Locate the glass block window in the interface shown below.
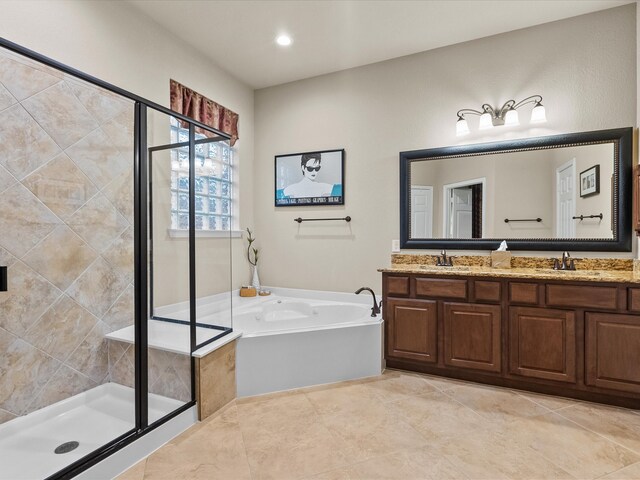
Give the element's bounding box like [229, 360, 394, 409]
[170, 118, 235, 232]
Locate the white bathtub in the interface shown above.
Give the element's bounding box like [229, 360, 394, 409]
[106, 287, 384, 397]
[233, 287, 384, 397]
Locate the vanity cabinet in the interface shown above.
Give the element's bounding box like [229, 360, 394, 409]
[386, 298, 437, 363]
[443, 302, 501, 373]
[383, 272, 640, 409]
[509, 307, 576, 383]
[585, 312, 640, 394]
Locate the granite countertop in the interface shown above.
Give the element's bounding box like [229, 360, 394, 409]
[378, 263, 640, 284]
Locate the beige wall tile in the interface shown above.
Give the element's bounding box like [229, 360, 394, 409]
[0, 408, 17, 426]
[108, 338, 129, 371]
[24, 295, 98, 362]
[66, 79, 132, 125]
[0, 82, 17, 110]
[0, 246, 17, 267]
[22, 82, 98, 149]
[0, 104, 60, 180]
[0, 337, 60, 415]
[0, 261, 62, 336]
[150, 365, 191, 403]
[67, 257, 129, 317]
[66, 321, 110, 383]
[103, 168, 134, 223]
[102, 109, 134, 157]
[103, 284, 134, 332]
[22, 225, 98, 291]
[26, 364, 97, 413]
[23, 153, 97, 219]
[0, 56, 61, 101]
[111, 344, 135, 388]
[65, 128, 130, 187]
[102, 227, 134, 282]
[0, 183, 61, 258]
[0, 164, 16, 196]
[67, 193, 128, 253]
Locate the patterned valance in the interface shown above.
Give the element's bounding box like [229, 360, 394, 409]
[170, 79, 239, 146]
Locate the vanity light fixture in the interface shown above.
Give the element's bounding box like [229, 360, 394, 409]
[456, 95, 546, 136]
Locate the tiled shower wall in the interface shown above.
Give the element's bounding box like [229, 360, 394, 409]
[0, 50, 135, 424]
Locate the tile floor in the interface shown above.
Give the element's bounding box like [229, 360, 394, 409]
[117, 369, 640, 480]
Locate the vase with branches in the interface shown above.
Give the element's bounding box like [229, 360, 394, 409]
[246, 228, 260, 289]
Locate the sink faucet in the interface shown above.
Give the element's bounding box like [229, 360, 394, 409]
[553, 251, 576, 271]
[355, 287, 381, 317]
[436, 249, 454, 267]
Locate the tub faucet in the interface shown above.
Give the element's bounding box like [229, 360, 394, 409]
[355, 287, 381, 317]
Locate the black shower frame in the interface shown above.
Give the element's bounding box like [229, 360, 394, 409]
[0, 37, 233, 480]
[148, 139, 233, 351]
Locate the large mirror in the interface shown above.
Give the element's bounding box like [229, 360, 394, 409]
[400, 128, 632, 251]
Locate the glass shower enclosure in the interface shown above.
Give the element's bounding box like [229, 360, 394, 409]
[0, 37, 233, 479]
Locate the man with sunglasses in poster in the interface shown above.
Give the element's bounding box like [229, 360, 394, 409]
[282, 152, 337, 199]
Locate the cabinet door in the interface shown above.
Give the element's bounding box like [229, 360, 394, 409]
[443, 303, 501, 373]
[509, 307, 576, 383]
[386, 298, 437, 363]
[586, 313, 640, 393]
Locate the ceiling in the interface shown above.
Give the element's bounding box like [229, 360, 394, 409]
[127, 0, 633, 89]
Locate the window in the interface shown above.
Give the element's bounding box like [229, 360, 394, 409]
[169, 117, 235, 233]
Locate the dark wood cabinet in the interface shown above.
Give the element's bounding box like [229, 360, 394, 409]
[586, 312, 640, 393]
[386, 298, 437, 363]
[444, 303, 501, 372]
[383, 272, 640, 409]
[509, 307, 576, 383]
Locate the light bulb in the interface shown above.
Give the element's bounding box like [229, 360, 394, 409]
[504, 108, 519, 126]
[456, 117, 470, 136]
[478, 112, 493, 130]
[530, 103, 547, 123]
[276, 34, 292, 46]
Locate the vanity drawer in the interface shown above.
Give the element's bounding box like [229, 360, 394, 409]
[386, 276, 410, 297]
[509, 282, 539, 305]
[474, 281, 501, 303]
[416, 278, 467, 300]
[546, 284, 617, 310]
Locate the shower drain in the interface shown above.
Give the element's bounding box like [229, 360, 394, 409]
[54, 441, 79, 454]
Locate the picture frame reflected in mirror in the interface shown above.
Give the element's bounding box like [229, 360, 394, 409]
[580, 164, 600, 198]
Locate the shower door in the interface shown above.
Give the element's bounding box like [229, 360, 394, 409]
[0, 45, 138, 479]
[0, 39, 234, 479]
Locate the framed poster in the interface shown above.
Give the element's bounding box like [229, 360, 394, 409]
[580, 164, 600, 198]
[275, 149, 345, 206]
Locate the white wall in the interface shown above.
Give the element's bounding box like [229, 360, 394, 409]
[254, 4, 637, 293]
[0, 0, 256, 302]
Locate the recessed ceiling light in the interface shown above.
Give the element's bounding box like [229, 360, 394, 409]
[276, 34, 292, 47]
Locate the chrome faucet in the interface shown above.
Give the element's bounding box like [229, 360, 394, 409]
[436, 249, 454, 267]
[355, 287, 381, 317]
[553, 251, 576, 271]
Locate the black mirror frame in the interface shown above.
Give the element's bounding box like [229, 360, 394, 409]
[400, 127, 633, 251]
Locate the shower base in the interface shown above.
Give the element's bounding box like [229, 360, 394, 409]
[0, 383, 183, 480]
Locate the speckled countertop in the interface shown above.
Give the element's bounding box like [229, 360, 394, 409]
[378, 255, 640, 284]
